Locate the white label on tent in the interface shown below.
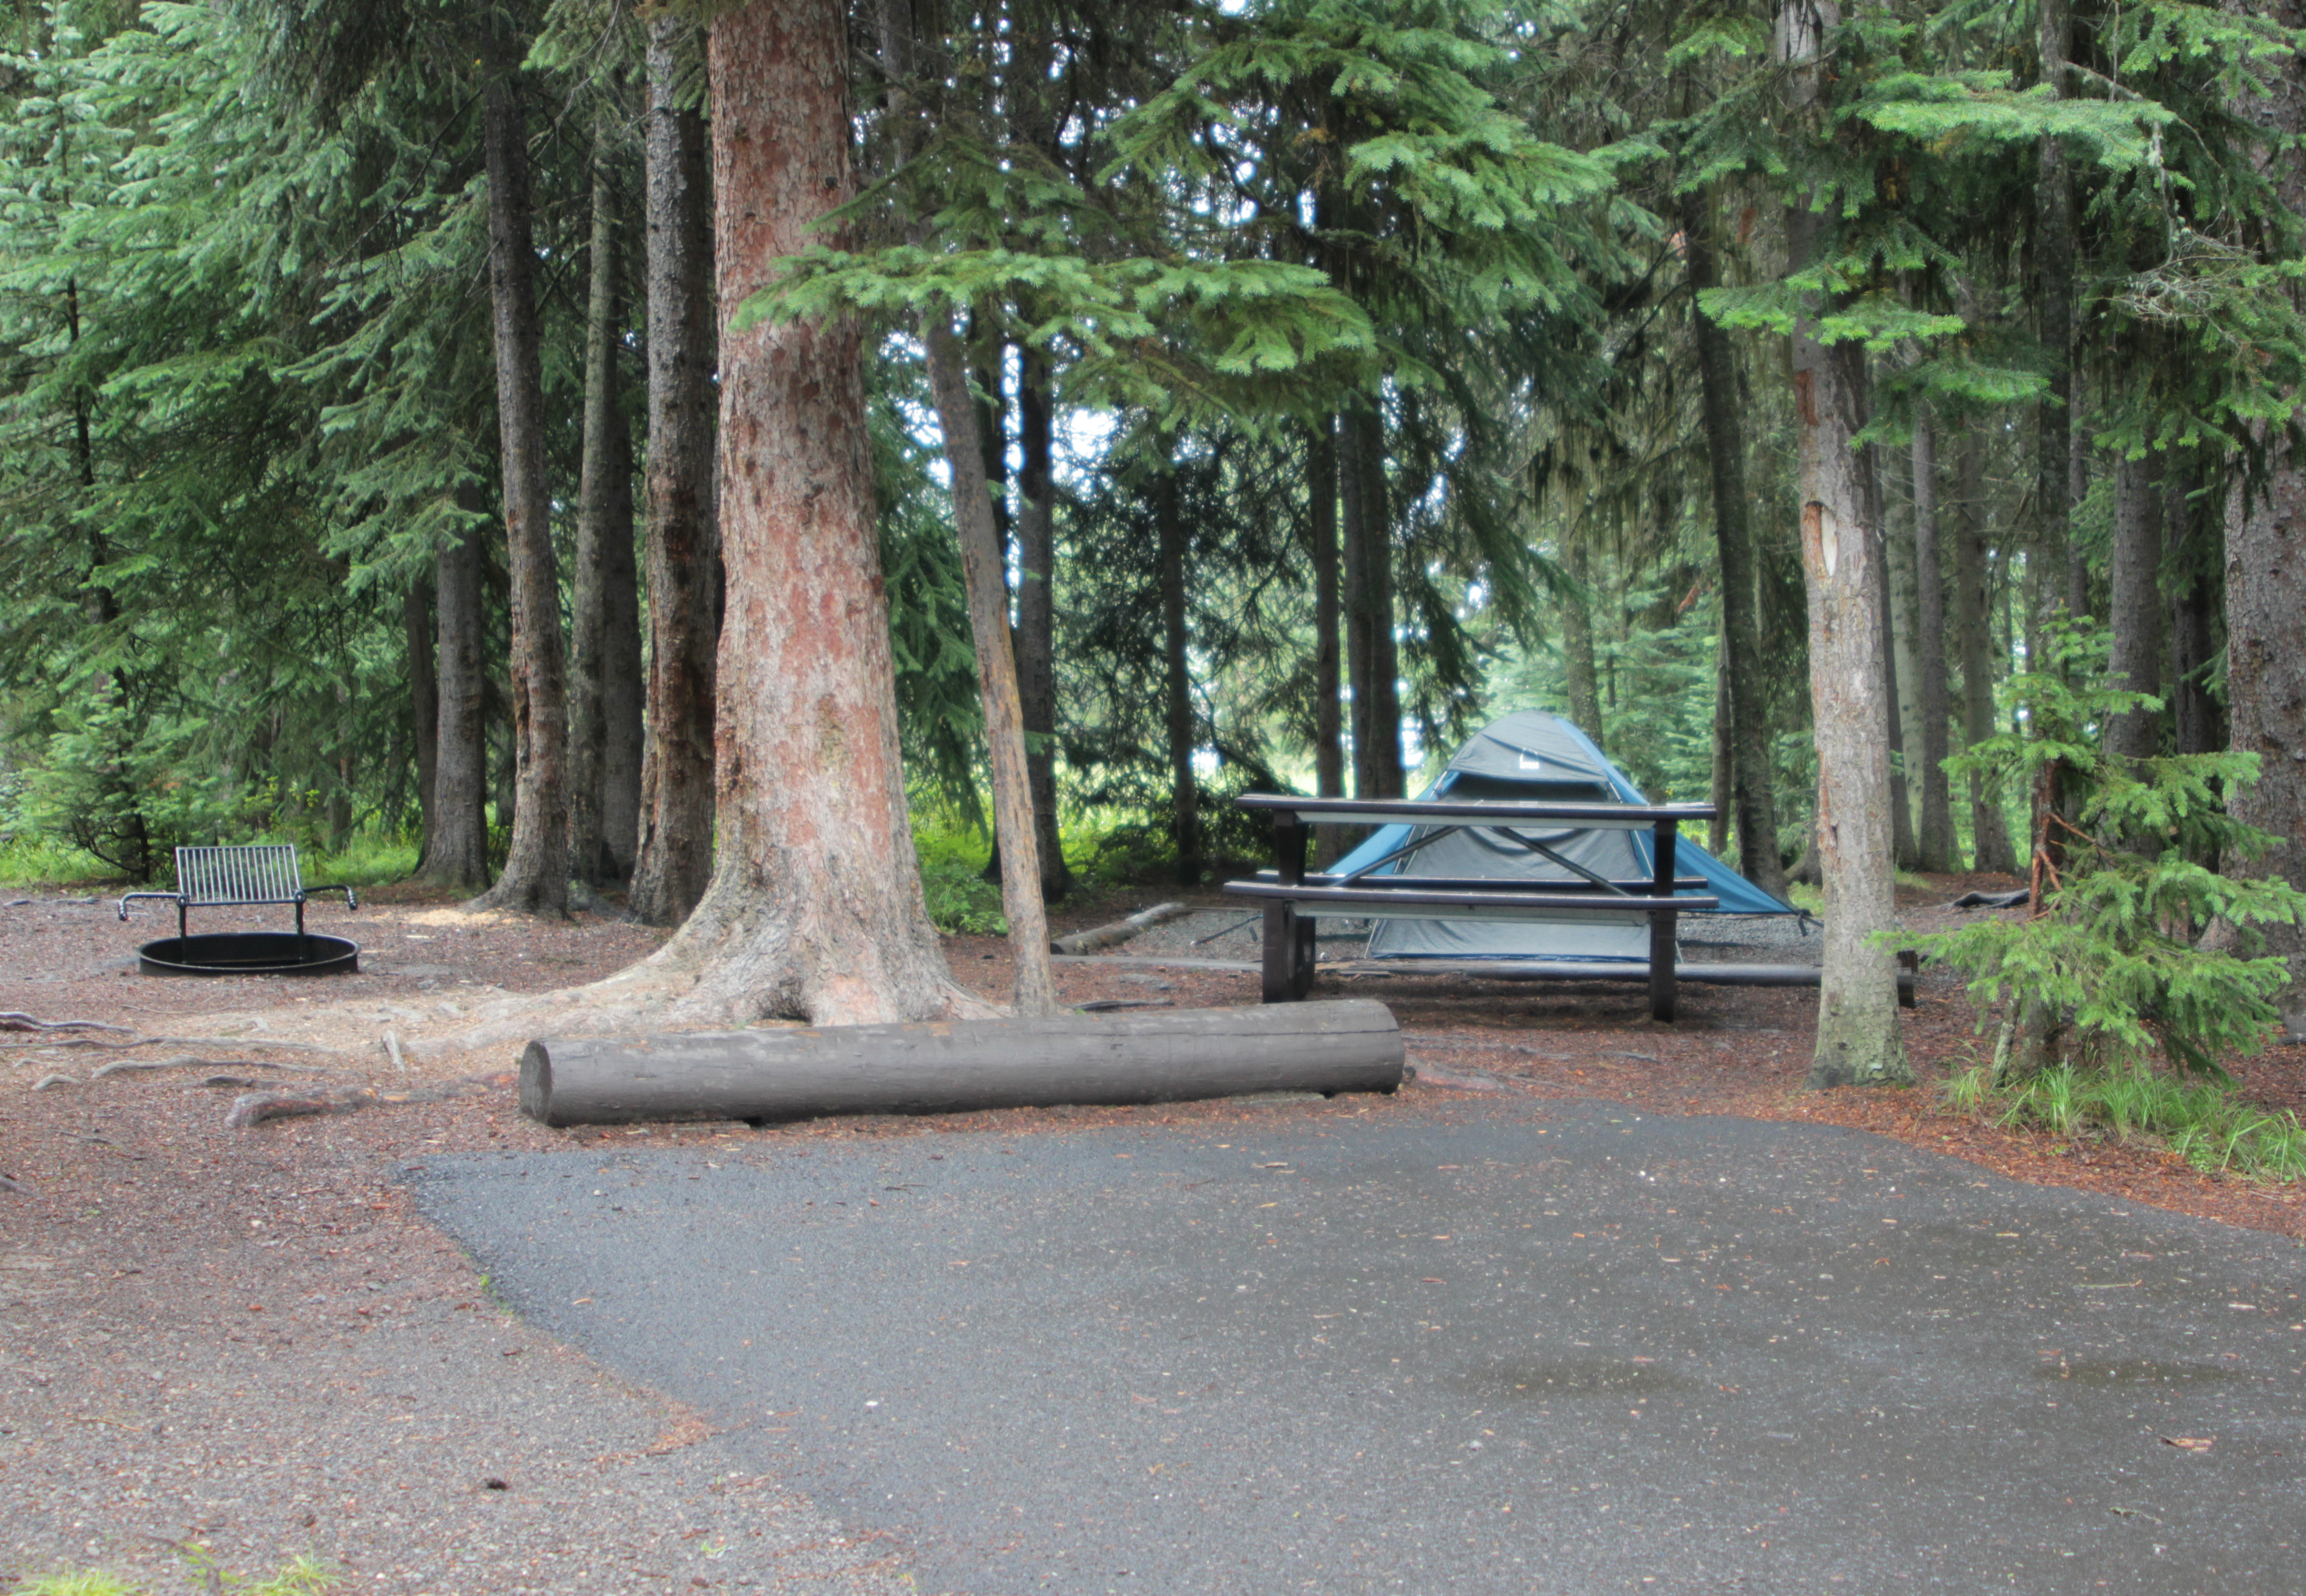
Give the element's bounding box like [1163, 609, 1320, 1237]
[1518, 753, 1543, 771]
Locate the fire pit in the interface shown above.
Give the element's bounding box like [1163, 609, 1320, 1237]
[137, 931, 360, 977]
[119, 844, 360, 978]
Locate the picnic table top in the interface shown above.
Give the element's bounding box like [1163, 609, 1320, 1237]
[1231, 793, 1716, 829]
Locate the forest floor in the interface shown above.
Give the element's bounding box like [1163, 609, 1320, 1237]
[3, 868, 2303, 1591]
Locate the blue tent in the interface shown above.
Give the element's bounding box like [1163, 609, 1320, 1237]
[1330, 710, 1794, 965]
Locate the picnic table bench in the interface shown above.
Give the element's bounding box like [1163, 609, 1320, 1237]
[1223, 794, 1716, 1021]
[118, 844, 359, 960]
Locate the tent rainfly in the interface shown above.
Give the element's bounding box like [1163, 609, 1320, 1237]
[1328, 710, 1798, 967]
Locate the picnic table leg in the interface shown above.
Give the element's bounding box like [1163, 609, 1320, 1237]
[1262, 812, 1312, 1004]
[1648, 820, 1678, 1023]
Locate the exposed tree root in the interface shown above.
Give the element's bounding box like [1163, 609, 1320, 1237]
[0, 1013, 135, 1034]
[225, 1078, 491, 1129]
[91, 1056, 327, 1080]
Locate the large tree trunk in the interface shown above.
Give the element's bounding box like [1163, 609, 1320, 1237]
[2106, 453, 2163, 763]
[1683, 186, 1788, 898]
[1013, 344, 1072, 899]
[1157, 465, 1203, 886]
[423, 517, 490, 890]
[1910, 413, 1955, 871]
[629, 17, 720, 928]
[471, 22, 571, 917]
[1783, 0, 1910, 1089]
[569, 105, 642, 887]
[1952, 423, 2020, 872]
[2221, 7, 2306, 1036]
[404, 574, 438, 872]
[634, 0, 969, 1026]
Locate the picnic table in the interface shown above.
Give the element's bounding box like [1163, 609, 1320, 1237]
[1222, 794, 1716, 1021]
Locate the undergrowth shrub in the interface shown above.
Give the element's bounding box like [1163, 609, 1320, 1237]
[1942, 1061, 2306, 1183]
[1897, 624, 2306, 1080]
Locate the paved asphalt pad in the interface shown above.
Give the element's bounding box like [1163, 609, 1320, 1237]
[412, 1099, 2306, 1594]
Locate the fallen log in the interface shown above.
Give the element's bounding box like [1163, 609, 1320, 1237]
[1050, 901, 1188, 955]
[519, 999, 1405, 1128]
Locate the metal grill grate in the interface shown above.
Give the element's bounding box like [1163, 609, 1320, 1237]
[175, 844, 306, 907]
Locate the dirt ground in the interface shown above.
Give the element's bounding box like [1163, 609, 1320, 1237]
[4, 871, 2303, 1592]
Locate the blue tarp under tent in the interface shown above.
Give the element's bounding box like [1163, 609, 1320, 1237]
[1328, 709, 1798, 967]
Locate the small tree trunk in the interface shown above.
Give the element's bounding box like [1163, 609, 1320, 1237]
[1783, 0, 1910, 1089]
[1911, 413, 1955, 871]
[1310, 418, 1343, 800]
[2106, 452, 2163, 763]
[1352, 407, 1404, 797]
[1561, 535, 1604, 744]
[404, 574, 438, 872]
[1339, 406, 1376, 796]
[1709, 615, 1733, 859]
[424, 517, 490, 890]
[2166, 461, 2223, 757]
[1682, 184, 1786, 895]
[472, 23, 571, 917]
[1876, 443, 1919, 872]
[629, 16, 720, 928]
[1157, 465, 1203, 886]
[1952, 425, 2020, 872]
[1014, 343, 1072, 899]
[638, 0, 970, 1026]
[2029, 0, 2076, 669]
[923, 316, 1059, 1015]
[569, 104, 640, 887]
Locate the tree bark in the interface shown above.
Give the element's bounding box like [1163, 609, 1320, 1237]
[1014, 343, 1072, 898]
[637, 0, 970, 1026]
[569, 103, 642, 887]
[1782, 0, 1911, 1089]
[629, 17, 720, 928]
[2106, 452, 2163, 762]
[423, 516, 490, 891]
[1910, 412, 1955, 871]
[1157, 464, 1203, 886]
[471, 21, 571, 917]
[2221, 8, 2306, 1036]
[404, 573, 437, 871]
[1952, 423, 2020, 872]
[1683, 186, 1788, 898]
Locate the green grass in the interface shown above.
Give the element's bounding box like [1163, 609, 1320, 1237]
[16, 1552, 339, 1594]
[1943, 1061, 2306, 1182]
